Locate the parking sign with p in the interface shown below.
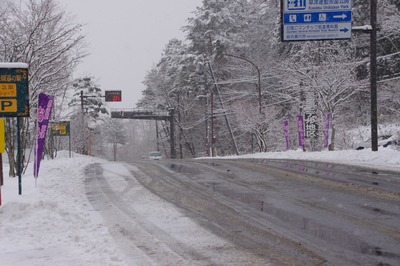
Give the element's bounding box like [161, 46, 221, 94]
[0, 63, 29, 117]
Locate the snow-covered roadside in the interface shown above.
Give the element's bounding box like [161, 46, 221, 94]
[222, 148, 400, 173]
[0, 152, 128, 266]
[0, 148, 399, 266]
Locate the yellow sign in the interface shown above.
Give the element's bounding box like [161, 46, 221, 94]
[51, 124, 67, 135]
[0, 99, 17, 112]
[0, 119, 4, 153]
[0, 83, 17, 97]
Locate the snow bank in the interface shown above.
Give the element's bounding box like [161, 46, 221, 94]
[0, 152, 127, 266]
[222, 148, 400, 172]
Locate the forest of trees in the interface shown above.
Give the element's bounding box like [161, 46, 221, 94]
[0, 0, 399, 173]
[138, 0, 400, 158]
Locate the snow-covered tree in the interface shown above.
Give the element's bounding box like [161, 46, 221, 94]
[185, 0, 251, 59]
[0, 0, 85, 176]
[140, 39, 209, 158]
[68, 76, 108, 155]
[69, 77, 108, 118]
[96, 117, 128, 161]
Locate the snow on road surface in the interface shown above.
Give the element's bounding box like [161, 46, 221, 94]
[0, 148, 399, 265]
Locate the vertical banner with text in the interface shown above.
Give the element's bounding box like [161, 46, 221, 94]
[283, 120, 290, 150]
[304, 112, 319, 139]
[324, 113, 331, 149]
[297, 115, 305, 149]
[34, 93, 54, 178]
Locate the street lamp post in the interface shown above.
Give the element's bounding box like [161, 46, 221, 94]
[222, 54, 262, 114]
[222, 53, 265, 152]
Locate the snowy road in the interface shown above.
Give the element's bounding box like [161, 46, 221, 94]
[85, 159, 400, 266]
[84, 162, 267, 265]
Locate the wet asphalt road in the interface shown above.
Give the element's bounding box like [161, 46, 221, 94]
[129, 159, 400, 266]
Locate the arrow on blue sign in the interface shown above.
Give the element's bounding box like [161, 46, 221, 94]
[284, 11, 352, 24]
[333, 14, 348, 20]
[340, 27, 349, 33]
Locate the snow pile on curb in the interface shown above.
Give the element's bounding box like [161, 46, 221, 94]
[222, 148, 400, 172]
[0, 152, 127, 266]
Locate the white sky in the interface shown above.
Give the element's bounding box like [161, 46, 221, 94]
[60, 0, 202, 109]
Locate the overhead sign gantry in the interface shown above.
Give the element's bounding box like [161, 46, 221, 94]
[111, 109, 176, 159]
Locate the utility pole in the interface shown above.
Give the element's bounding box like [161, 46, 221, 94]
[352, 0, 378, 151]
[210, 90, 215, 157]
[155, 120, 160, 152]
[370, 0, 378, 151]
[206, 59, 240, 156]
[80, 90, 84, 111]
[169, 108, 176, 159]
[80, 90, 87, 154]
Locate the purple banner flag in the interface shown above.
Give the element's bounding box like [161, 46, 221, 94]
[34, 93, 54, 178]
[283, 120, 290, 150]
[324, 113, 331, 149]
[297, 115, 305, 149]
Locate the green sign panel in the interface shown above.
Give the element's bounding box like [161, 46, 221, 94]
[51, 121, 70, 136]
[0, 63, 29, 117]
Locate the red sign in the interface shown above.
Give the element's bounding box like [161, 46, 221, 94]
[105, 90, 122, 102]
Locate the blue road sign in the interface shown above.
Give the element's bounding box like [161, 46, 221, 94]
[282, 0, 353, 41]
[283, 11, 352, 24]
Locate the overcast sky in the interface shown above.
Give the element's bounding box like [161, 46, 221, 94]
[61, 0, 202, 109]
